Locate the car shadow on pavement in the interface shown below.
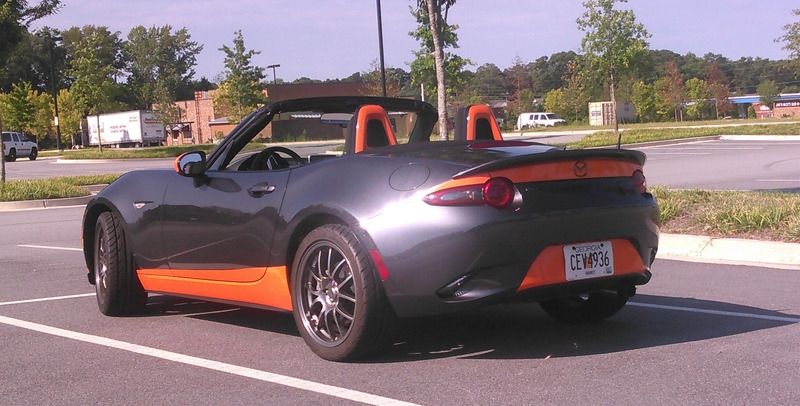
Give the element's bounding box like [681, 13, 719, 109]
[139, 293, 797, 363]
[143, 294, 299, 337]
[366, 294, 799, 363]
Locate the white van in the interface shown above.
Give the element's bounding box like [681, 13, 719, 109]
[515, 112, 566, 130]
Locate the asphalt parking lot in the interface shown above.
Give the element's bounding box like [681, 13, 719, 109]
[638, 138, 800, 191]
[1, 206, 798, 405]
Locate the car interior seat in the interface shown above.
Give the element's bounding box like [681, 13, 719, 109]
[344, 104, 397, 154]
[453, 104, 503, 142]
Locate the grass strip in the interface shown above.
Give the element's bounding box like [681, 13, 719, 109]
[568, 123, 800, 149]
[652, 187, 800, 242]
[0, 174, 121, 202]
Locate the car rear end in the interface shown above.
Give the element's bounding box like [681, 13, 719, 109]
[365, 143, 659, 317]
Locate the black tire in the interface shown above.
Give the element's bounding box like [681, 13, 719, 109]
[7, 148, 16, 162]
[291, 224, 395, 361]
[93, 211, 147, 316]
[539, 291, 628, 323]
[28, 147, 37, 161]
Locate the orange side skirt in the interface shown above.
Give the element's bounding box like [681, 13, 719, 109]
[137, 266, 293, 311]
[517, 239, 646, 292]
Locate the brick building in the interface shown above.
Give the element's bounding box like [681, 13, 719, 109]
[168, 82, 370, 144]
[752, 98, 800, 119]
[167, 91, 216, 145]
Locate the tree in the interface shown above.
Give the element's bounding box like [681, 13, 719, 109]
[560, 60, 591, 123]
[0, 0, 61, 183]
[777, 8, 800, 74]
[630, 81, 658, 122]
[362, 60, 407, 97]
[410, 0, 465, 139]
[470, 63, 506, 100]
[55, 88, 82, 146]
[577, 0, 650, 147]
[706, 62, 732, 119]
[125, 25, 203, 117]
[684, 78, 709, 120]
[26, 87, 52, 141]
[757, 79, 779, 110]
[543, 88, 567, 120]
[0, 82, 35, 132]
[0, 0, 60, 62]
[657, 60, 684, 121]
[213, 30, 267, 123]
[69, 30, 120, 152]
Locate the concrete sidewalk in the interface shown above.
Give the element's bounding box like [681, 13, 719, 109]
[657, 233, 800, 270]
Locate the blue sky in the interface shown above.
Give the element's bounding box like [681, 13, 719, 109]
[31, 0, 797, 82]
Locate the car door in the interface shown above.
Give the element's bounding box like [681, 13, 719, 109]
[160, 168, 290, 280]
[11, 133, 23, 155]
[18, 134, 31, 155]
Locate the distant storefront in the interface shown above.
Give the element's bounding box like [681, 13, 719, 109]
[752, 99, 800, 119]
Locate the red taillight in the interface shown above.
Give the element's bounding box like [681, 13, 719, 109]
[482, 177, 514, 208]
[632, 170, 647, 194]
[424, 177, 515, 209]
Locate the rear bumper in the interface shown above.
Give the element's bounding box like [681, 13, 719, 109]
[368, 200, 659, 318]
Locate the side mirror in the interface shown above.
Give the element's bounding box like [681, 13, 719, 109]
[174, 151, 207, 177]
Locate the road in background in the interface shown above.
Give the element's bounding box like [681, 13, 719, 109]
[1, 207, 798, 404]
[5, 138, 799, 192]
[636, 139, 800, 191]
[3, 142, 342, 180]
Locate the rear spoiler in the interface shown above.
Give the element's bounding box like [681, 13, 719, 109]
[453, 148, 646, 179]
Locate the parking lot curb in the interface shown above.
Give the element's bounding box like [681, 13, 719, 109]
[0, 195, 92, 211]
[657, 233, 800, 270]
[720, 135, 800, 141]
[0, 184, 106, 212]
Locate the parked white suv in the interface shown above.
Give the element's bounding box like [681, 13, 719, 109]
[515, 112, 566, 130]
[2, 131, 38, 161]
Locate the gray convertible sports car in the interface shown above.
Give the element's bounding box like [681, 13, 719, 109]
[81, 96, 659, 361]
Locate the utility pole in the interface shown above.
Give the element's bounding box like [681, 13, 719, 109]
[375, 0, 387, 97]
[47, 30, 63, 150]
[267, 64, 281, 85]
[1, 114, 6, 183]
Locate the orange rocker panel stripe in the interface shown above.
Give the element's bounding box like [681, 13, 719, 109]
[517, 239, 646, 292]
[137, 266, 293, 311]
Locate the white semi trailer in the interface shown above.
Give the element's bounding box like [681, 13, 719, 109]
[86, 110, 165, 147]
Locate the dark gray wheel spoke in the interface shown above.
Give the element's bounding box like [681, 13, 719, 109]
[339, 292, 355, 303]
[335, 306, 354, 321]
[339, 273, 353, 287]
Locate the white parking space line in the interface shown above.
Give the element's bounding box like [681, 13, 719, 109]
[0, 315, 418, 406]
[639, 140, 717, 149]
[17, 244, 82, 252]
[0, 293, 95, 306]
[648, 147, 763, 150]
[629, 302, 800, 323]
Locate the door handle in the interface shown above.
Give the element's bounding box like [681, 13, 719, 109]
[248, 183, 276, 197]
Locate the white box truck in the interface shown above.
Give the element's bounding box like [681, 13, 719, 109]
[86, 110, 165, 147]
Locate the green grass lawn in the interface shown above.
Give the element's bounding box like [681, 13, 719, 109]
[0, 174, 120, 202]
[510, 117, 798, 133]
[653, 187, 800, 242]
[567, 123, 800, 149]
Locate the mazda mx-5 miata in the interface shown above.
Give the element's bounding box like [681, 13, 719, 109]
[81, 96, 659, 361]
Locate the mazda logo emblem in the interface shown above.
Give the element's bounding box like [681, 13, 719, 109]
[574, 161, 588, 177]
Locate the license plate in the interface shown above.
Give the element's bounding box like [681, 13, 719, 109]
[563, 241, 614, 281]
